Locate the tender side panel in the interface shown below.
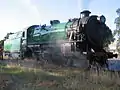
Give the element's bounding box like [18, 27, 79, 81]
[3, 31, 23, 59]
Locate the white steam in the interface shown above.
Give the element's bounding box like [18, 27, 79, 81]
[77, 0, 92, 11]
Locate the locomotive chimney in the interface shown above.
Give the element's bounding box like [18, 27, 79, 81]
[80, 10, 91, 18]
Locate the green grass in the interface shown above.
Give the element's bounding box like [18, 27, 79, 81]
[0, 64, 120, 90]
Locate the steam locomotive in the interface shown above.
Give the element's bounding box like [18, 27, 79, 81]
[2, 10, 118, 68]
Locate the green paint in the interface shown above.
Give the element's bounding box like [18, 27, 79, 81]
[27, 22, 72, 44]
[4, 31, 23, 52]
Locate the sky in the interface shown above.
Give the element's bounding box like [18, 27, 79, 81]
[0, 0, 119, 40]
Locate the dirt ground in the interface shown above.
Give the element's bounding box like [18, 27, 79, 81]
[0, 63, 120, 90]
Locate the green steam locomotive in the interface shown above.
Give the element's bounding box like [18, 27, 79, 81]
[2, 10, 117, 68]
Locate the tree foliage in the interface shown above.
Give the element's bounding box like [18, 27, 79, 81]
[114, 8, 120, 36]
[0, 40, 4, 46]
[3, 32, 14, 40]
[114, 8, 120, 53]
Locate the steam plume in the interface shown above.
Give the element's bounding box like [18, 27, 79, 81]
[77, 0, 92, 11]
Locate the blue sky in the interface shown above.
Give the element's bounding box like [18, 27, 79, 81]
[0, 0, 119, 40]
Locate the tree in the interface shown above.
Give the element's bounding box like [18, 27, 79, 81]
[114, 8, 120, 35]
[3, 32, 14, 40]
[114, 8, 120, 53]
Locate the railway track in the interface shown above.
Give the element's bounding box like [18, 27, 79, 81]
[0, 58, 120, 71]
[0, 59, 66, 70]
[0, 59, 41, 68]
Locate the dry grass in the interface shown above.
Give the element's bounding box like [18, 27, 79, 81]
[0, 64, 120, 90]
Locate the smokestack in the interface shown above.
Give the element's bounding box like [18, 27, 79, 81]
[80, 10, 91, 17]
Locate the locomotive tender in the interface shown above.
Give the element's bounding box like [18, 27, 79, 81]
[3, 10, 117, 68]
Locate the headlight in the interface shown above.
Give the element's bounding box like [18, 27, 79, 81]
[97, 15, 106, 23]
[100, 15, 106, 23]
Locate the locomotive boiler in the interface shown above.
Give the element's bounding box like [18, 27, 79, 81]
[3, 10, 117, 68]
